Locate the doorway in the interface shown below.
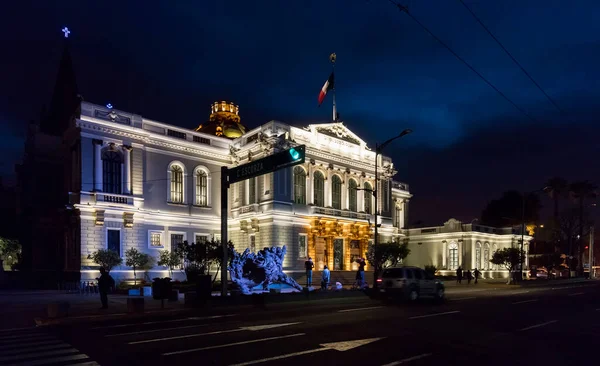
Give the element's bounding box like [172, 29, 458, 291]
[333, 238, 344, 270]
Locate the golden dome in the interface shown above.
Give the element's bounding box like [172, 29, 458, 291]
[195, 101, 247, 139]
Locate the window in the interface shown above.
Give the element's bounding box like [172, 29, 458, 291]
[364, 182, 372, 214]
[348, 179, 357, 211]
[167, 129, 187, 139]
[484, 243, 490, 270]
[102, 150, 122, 194]
[107, 229, 121, 256]
[195, 234, 208, 245]
[293, 166, 306, 204]
[195, 169, 208, 206]
[448, 242, 459, 270]
[249, 234, 256, 253]
[193, 135, 210, 145]
[170, 164, 184, 203]
[298, 234, 308, 259]
[475, 242, 482, 269]
[394, 204, 402, 228]
[214, 233, 222, 242]
[170, 233, 185, 252]
[414, 269, 423, 280]
[492, 243, 498, 270]
[331, 175, 342, 210]
[149, 231, 164, 248]
[248, 178, 256, 204]
[313, 171, 325, 207]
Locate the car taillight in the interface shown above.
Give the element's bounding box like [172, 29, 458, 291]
[376, 278, 382, 282]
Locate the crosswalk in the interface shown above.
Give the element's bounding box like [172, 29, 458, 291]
[0, 328, 99, 366]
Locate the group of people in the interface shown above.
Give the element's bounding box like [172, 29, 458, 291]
[456, 267, 481, 284]
[304, 257, 367, 291]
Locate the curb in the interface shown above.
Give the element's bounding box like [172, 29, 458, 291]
[34, 307, 191, 327]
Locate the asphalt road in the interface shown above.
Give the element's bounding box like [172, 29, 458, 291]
[3, 281, 598, 366]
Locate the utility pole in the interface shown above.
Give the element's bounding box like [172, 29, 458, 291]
[589, 226, 595, 278]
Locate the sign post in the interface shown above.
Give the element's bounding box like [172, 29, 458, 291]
[220, 145, 306, 297]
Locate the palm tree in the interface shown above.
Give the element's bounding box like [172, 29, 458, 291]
[545, 177, 567, 240]
[569, 181, 597, 274]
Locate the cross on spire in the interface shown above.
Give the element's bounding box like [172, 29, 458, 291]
[62, 27, 70, 38]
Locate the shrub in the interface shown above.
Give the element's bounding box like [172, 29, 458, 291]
[87, 249, 123, 273]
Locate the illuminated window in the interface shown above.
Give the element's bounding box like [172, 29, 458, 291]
[313, 171, 325, 207]
[293, 166, 306, 204]
[149, 231, 164, 248]
[249, 234, 256, 253]
[492, 243, 498, 270]
[196, 170, 208, 206]
[298, 234, 308, 259]
[448, 242, 459, 270]
[475, 242, 482, 269]
[332, 175, 342, 210]
[484, 242, 490, 270]
[364, 182, 373, 214]
[102, 150, 122, 194]
[348, 178, 357, 211]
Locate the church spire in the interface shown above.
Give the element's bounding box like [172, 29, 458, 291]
[41, 26, 80, 136]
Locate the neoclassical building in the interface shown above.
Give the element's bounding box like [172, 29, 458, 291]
[68, 101, 411, 281]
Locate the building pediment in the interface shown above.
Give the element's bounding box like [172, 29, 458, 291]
[305, 123, 366, 147]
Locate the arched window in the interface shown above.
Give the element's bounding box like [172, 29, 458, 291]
[331, 175, 342, 210]
[475, 242, 482, 269]
[364, 182, 373, 214]
[102, 150, 122, 194]
[293, 166, 306, 204]
[484, 242, 490, 270]
[195, 169, 208, 206]
[348, 179, 357, 211]
[170, 164, 184, 203]
[448, 242, 459, 270]
[313, 171, 325, 207]
[492, 243, 498, 270]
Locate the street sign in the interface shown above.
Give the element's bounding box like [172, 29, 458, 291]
[227, 145, 306, 184]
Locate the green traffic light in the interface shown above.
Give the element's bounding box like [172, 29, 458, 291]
[289, 148, 300, 160]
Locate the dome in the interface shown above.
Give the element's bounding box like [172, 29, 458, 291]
[195, 101, 247, 139]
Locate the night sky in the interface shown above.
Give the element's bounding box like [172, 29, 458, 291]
[1, 0, 599, 225]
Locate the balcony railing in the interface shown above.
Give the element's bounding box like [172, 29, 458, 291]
[392, 181, 410, 191]
[310, 206, 371, 220]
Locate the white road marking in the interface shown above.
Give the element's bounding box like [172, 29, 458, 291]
[70, 362, 100, 366]
[0, 333, 52, 342]
[18, 353, 89, 366]
[128, 322, 300, 345]
[568, 292, 584, 296]
[518, 320, 558, 332]
[451, 297, 476, 301]
[106, 323, 209, 337]
[409, 311, 460, 320]
[382, 353, 433, 366]
[338, 306, 384, 313]
[229, 337, 384, 366]
[91, 314, 236, 329]
[0, 343, 72, 356]
[0, 339, 63, 351]
[163, 333, 304, 355]
[512, 299, 538, 305]
[0, 347, 79, 363]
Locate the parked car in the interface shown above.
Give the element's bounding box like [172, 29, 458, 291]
[530, 267, 548, 279]
[377, 266, 445, 301]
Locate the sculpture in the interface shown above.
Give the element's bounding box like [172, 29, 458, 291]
[228, 245, 303, 294]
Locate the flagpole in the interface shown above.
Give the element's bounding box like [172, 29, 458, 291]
[330, 53, 337, 122]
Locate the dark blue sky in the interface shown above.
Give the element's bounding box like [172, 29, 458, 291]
[1, 0, 599, 225]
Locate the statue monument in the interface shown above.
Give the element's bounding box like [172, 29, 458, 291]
[228, 246, 303, 294]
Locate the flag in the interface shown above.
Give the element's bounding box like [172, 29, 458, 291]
[318, 72, 335, 106]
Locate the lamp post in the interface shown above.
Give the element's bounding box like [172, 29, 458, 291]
[518, 187, 550, 281]
[371, 129, 412, 288]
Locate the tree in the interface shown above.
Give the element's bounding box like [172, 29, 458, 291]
[87, 249, 123, 273]
[366, 241, 410, 275]
[545, 177, 568, 241]
[0, 237, 21, 270]
[481, 190, 541, 227]
[490, 247, 524, 284]
[569, 181, 597, 274]
[125, 248, 151, 286]
[210, 240, 235, 285]
[157, 250, 180, 278]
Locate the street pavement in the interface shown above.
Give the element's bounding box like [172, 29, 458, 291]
[15, 280, 597, 366]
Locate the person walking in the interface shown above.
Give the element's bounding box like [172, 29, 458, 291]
[321, 265, 331, 291]
[305, 257, 314, 288]
[358, 257, 366, 288]
[473, 268, 481, 284]
[97, 267, 115, 309]
[466, 269, 472, 285]
[456, 266, 463, 284]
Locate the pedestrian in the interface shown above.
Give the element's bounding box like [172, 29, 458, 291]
[466, 269, 472, 285]
[305, 257, 314, 288]
[97, 267, 115, 309]
[456, 266, 463, 284]
[473, 268, 481, 284]
[321, 265, 330, 291]
[358, 257, 366, 288]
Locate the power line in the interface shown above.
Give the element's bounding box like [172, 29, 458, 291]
[457, 0, 565, 115]
[385, 0, 537, 123]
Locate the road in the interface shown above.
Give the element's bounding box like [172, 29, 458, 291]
[3, 281, 598, 366]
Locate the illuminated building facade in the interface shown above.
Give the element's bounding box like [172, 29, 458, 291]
[71, 101, 411, 281]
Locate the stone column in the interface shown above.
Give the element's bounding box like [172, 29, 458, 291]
[403, 199, 410, 229]
[326, 236, 334, 269]
[442, 241, 447, 268]
[325, 169, 332, 207]
[306, 164, 312, 205]
[123, 146, 132, 194]
[358, 176, 364, 212]
[93, 139, 103, 191]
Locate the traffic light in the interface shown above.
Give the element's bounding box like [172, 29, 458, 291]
[272, 145, 306, 171]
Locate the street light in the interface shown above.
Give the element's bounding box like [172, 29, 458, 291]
[367, 129, 412, 288]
